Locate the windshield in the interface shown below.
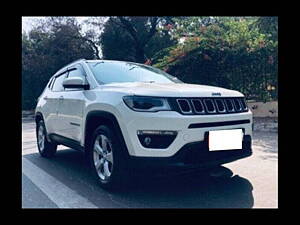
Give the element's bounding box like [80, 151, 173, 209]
[87, 61, 183, 85]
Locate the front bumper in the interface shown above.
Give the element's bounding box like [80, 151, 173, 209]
[118, 106, 253, 158]
[128, 134, 252, 170]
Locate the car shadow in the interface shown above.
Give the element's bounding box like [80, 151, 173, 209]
[117, 169, 254, 208]
[23, 148, 254, 208]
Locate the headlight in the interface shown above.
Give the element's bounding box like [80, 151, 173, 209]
[123, 96, 171, 112]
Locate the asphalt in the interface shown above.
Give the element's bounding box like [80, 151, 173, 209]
[22, 119, 278, 208]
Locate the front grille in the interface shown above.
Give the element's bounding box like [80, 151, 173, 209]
[175, 97, 248, 115]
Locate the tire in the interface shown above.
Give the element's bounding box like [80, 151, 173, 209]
[88, 125, 130, 190]
[36, 120, 57, 158]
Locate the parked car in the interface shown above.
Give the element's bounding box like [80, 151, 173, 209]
[35, 59, 252, 189]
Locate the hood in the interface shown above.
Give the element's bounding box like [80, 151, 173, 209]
[99, 82, 244, 98]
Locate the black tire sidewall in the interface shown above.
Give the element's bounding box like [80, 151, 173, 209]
[36, 120, 57, 158]
[88, 125, 128, 189]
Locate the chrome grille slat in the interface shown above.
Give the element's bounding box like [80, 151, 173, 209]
[224, 99, 235, 112]
[176, 99, 193, 114]
[203, 99, 216, 113]
[233, 98, 242, 112]
[214, 99, 226, 113]
[191, 99, 205, 114]
[239, 98, 248, 110]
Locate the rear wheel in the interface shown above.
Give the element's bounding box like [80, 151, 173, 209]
[36, 120, 57, 158]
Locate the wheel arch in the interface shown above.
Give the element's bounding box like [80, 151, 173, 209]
[35, 111, 53, 142]
[84, 110, 130, 157]
[35, 111, 44, 124]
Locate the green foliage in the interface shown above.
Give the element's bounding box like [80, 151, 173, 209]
[22, 17, 98, 110]
[100, 19, 136, 61]
[254, 17, 278, 41]
[153, 17, 278, 101]
[22, 16, 278, 110]
[100, 17, 177, 63]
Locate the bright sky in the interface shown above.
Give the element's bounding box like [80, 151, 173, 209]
[21, 16, 105, 33]
[22, 16, 107, 58]
[22, 16, 39, 32]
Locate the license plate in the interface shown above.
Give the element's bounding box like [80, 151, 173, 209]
[208, 129, 243, 151]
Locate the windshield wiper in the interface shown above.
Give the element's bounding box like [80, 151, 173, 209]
[129, 66, 138, 71]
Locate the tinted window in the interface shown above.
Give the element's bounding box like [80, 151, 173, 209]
[87, 61, 182, 84]
[52, 73, 67, 92]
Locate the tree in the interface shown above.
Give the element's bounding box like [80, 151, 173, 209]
[22, 17, 98, 110]
[153, 17, 278, 101]
[100, 17, 177, 63]
[254, 16, 278, 41]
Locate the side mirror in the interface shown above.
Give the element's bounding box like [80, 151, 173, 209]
[63, 77, 89, 90]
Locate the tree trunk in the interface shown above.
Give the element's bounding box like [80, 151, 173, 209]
[135, 46, 146, 63]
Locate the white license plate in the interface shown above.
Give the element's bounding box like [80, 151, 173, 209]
[208, 129, 243, 151]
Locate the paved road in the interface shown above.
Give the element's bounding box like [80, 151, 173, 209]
[22, 119, 278, 208]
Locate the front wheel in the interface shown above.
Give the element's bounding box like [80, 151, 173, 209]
[88, 125, 130, 190]
[36, 120, 57, 158]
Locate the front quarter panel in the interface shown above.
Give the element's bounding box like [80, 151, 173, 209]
[82, 89, 128, 146]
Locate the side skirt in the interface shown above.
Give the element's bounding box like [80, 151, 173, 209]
[49, 133, 85, 152]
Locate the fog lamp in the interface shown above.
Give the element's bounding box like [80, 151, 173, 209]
[137, 130, 178, 149]
[144, 137, 152, 146]
[137, 130, 177, 136]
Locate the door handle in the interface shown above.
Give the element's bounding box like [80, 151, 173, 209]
[43, 96, 48, 100]
[59, 96, 64, 100]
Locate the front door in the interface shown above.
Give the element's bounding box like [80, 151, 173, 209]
[56, 64, 88, 143]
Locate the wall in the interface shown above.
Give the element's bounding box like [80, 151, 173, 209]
[247, 101, 278, 118]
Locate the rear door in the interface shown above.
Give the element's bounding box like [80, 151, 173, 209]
[45, 71, 68, 135]
[56, 64, 88, 142]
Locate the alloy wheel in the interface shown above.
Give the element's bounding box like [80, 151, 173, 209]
[93, 134, 114, 181]
[38, 125, 45, 151]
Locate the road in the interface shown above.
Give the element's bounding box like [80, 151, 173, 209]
[22, 119, 278, 208]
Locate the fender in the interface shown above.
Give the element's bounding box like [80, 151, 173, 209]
[35, 111, 44, 123]
[84, 110, 130, 157]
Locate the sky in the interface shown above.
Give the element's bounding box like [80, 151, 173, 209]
[21, 16, 104, 33]
[22, 17, 106, 58]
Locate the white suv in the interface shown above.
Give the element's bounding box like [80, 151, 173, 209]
[35, 59, 252, 189]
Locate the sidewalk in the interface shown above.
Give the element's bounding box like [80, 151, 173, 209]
[253, 117, 278, 133]
[22, 110, 35, 122]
